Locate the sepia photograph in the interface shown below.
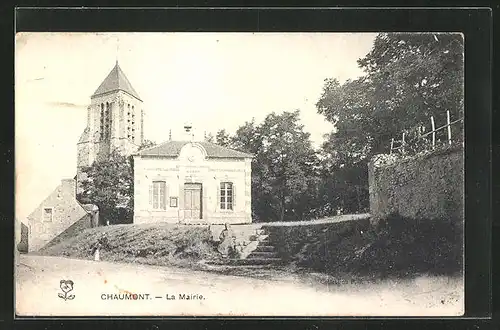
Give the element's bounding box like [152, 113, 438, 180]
[15, 32, 464, 317]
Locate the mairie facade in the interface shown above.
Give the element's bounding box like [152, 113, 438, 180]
[133, 141, 253, 224]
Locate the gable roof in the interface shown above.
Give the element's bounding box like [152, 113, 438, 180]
[137, 141, 253, 159]
[27, 179, 88, 221]
[92, 62, 141, 100]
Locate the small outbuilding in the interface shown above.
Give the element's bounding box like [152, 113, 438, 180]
[26, 178, 99, 252]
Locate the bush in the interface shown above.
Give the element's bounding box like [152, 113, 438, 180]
[361, 213, 463, 277]
[17, 241, 28, 253]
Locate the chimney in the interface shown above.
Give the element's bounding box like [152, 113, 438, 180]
[169, 129, 172, 141]
[183, 122, 194, 142]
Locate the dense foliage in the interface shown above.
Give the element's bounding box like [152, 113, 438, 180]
[77, 141, 156, 224]
[230, 110, 320, 222]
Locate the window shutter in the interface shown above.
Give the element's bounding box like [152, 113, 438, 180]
[148, 183, 153, 207]
[159, 182, 165, 210]
[232, 183, 236, 210]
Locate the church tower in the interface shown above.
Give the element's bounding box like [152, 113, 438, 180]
[77, 61, 144, 192]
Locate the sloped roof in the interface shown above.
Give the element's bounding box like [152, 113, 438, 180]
[92, 62, 141, 100]
[78, 127, 89, 144]
[137, 141, 253, 159]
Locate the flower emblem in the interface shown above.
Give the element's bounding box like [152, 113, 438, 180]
[58, 280, 75, 300]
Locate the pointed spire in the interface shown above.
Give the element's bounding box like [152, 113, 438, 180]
[92, 62, 141, 100]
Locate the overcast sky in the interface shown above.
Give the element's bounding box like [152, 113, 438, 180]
[15, 32, 377, 220]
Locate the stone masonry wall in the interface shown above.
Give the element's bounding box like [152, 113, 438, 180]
[368, 145, 464, 222]
[28, 179, 89, 251]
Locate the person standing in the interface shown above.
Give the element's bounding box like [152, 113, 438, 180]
[91, 233, 108, 261]
[217, 223, 235, 258]
[94, 242, 101, 261]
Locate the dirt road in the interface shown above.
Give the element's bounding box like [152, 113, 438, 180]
[16, 254, 463, 317]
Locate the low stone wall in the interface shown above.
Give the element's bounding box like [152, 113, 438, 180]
[368, 145, 464, 223]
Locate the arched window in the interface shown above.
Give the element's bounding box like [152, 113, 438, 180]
[107, 102, 112, 139]
[100, 104, 105, 140]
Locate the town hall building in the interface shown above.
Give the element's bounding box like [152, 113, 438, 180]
[133, 139, 253, 225]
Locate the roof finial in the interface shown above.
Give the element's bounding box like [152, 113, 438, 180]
[115, 36, 120, 65]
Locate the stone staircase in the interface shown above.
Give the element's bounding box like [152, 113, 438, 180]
[207, 225, 283, 266]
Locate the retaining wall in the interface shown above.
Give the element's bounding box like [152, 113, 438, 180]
[368, 145, 464, 222]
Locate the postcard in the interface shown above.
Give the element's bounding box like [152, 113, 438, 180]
[15, 32, 464, 317]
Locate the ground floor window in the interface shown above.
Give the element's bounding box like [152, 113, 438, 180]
[151, 181, 167, 210]
[220, 182, 233, 210]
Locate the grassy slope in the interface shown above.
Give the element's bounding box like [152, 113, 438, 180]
[40, 214, 463, 283]
[40, 223, 221, 268]
[265, 214, 463, 282]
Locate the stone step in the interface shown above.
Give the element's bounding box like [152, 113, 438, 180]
[246, 251, 279, 259]
[228, 258, 282, 266]
[204, 261, 275, 269]
[254, 245, 275, 252]
[257, 234, 270, 241]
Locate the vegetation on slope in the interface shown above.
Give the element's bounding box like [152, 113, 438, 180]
[40, 213, 463, 285]
[40, 223, 220, 268]
[266, 214, 463, 281]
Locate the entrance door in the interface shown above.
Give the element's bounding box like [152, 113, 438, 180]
[184, 183, 202, 220]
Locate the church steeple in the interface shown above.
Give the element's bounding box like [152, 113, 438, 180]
[77, 61, 145, 194]
[92, 62, 141, 101]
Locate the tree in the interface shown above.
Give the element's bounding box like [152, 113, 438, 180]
[78, 141, 157, 225]
[231, 119, 261, 154]
[232, 111, 319, 222]
[204, 132, 215, 143]
[78, 150, 134, 225]
[315, 33, 464, 213]
[317, 33, 464, 163]
[215, 129, 231, 147]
